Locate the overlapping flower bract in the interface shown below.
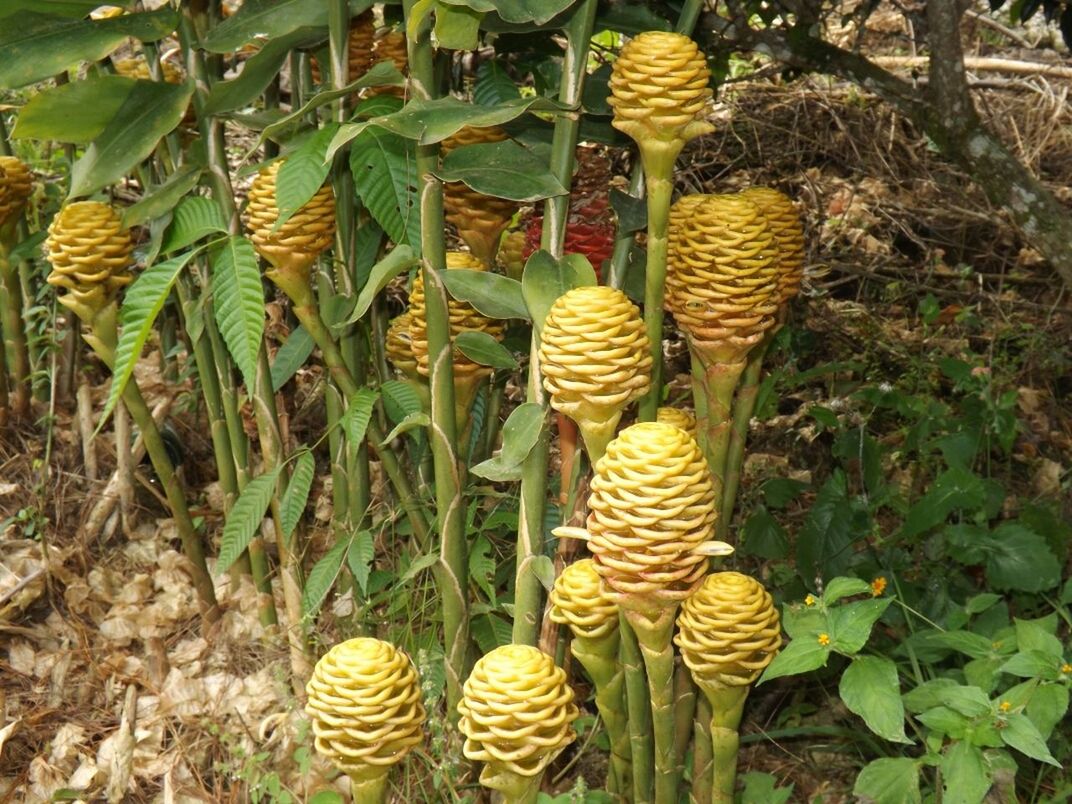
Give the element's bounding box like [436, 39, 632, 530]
[549, 558, 619, 641]
[45, 201, 133, 319]
[245, 160, 336, 273]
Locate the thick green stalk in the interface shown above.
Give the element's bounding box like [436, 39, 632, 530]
[514, 0, 598, 647]
[481, 767, 542, 804]
[571, 632, 631, 799]
[691, 696, 713, 804]
[636, 173, 674, 422]
[620, 613, 654, 803]
[0, 244, 30, 418]
[83, 310, 219, 624]
[704, 685, 750, 804]
[627, 608, 681, 803]
[718, 342, 767, 540]
[349, 772, 388, 804]
[403, 0, 471, 715]
[674, 658, 698, 788]
[690, 342, 747, 503]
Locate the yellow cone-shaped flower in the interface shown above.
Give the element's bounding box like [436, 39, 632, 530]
[539, 286, 651, 461]
[310, 10, 375, 85]
[441, 124, 509, 154]
[407, 251, 504, 380]
[45, 201, 133, 321]
[0, 157, 33, 232]
[549, 558, 618, 641]
[441, 126, 516, 265]
[112, 55, 184, 83]
[740, 187, 805, 307]
[666, 193, 781, 364]
[367, 30, 408, 97]
[656, 406, 697, 440]
[245, 159, 336, 279]
[458, 644, 578, 795]
[608, 32, 713, 172]
[674, 571, 782, 691]
[586, 421, 726, 609]
[498, 229, 527, 280]
[385, 311, 419, 380]
[305, 637, 426, 785]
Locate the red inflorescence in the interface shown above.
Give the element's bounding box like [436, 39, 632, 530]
[523, 196, 616, 283]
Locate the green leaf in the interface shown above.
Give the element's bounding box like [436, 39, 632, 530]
[69, 79, 194, 199]
[902, 679, 959, 713]
[739, 506, 789, 559]
[441, 269, 528, 320]
[1013, 617, 1062, 658]
[758, 637, 831, 684]
[796, 470, 861, 581]
[341, 389, 379, 444]
[1025, 683, 1068, 740]
[102, 249, 198, 426]
[739, 772, 793, 804]
[342, 245, 418, 324]
[927, 685, 992, 718]
[982, 524, 1061, 592]
[922, 630, 994, 659]
[473, 60, 520, 106]
[218, 466, 282, 574]
[436, 140, 568, 202]
[279, 450, 315, 539]
[1000, 711, 1060, 766]
[307, 791, 344, 804]
[853, 758, 921, 804]
[828, 597, 892, 654]
[275, 124, 338, 227]
[201, 0, 369, 52]
[528, 555, 556, 592]
[761, 477, 809, 508]
[999, 650, 1060, 679]
[211, 236, 264, 393]
[12, 75, 136, 143]
[822, 577, 872, 605]
[434, 2, 483, 49]
[301, 535, 351, 619]
[271, 325, 314, 391]
[122, 163, 203, 228]
[0, 1, 133, 18]
[349, 126, 421, 251]
[469, 534, 496, 602]
[902, 465, 988, 538]
[917, 706, 971, 738]
[471, 402, 544, 481]
[0, 8, 178, 88]
[521, 250, 597, 335]
[400, 551, 438, 583]
[839, 656, 911, 743]
[346, 531, 374, 595]
[203, 29, 325, 115]
[455, 331, 517, 369]
[381, 411, 431, 443]
[941, 742, 991, 804]
[381, 379, 425, 422]
[966, 593, 1002, 615]
[162, 197, 229, 254]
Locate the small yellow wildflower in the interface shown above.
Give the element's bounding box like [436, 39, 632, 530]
[818, 633, 830, 646]
[870, 576, 887, 596]
[1061, 663, 1072, 674]
[998, 701, 1011, 713]
[991, 641, 1003, 651]
[805, 594, 817, 607]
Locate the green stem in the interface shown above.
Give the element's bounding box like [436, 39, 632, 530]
[620, 613, 654, 804]
[689, 339, 747, 504]
[637, 172, 674, 422]
[717, 340, 768, 541]
[481, 765, 543, 804]
[627, 607, 682, 804]
[514, 0, 598, 648]
[691, 696, 713, 804]
[83, 310, 219, 624]
[349, 771, 389, 804]
[674, 657, 698, 789]
[675, 0, 705, 33]
[704, 685, 750, 804]
[571, 632, 631, 799]
[0, 243, 30, 418]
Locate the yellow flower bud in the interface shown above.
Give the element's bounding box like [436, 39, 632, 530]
[0, 156, 33, 232]
[656, 406, 697, 440]
[305, 638, 425, 781]
[385, 311, 419, 380]
[498, 229, 527, 280]
[45, 201, 133, 320]
[367, 30, 408, 97]
[666, 193, 781, 363]
[310, 11, 376, 86]
[111, 55, 184, 84]
[740, 187, 805, 307]
[539, 286, 651, 459]
[587, 421, 718, 608]
[674, 571, 782, 690]
[549, 558, 618, 641]
[458, 644, 579, 782]
[244, 159, 336, 276]
[608, 32, 714, 149]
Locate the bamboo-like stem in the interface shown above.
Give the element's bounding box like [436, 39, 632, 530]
[690, 341, 748, 504]
[704, 685, 750, 804]
[349, 771, 389, 804]
[620, 613, 654, 804]
[82, 308, 220, 624]
[403, 0, 470, 714]
[636, 172, 674, 422]
[691, 696, 713, 804]
[717, 340, 768, 540]
[481, 767, 542, 804]
[570, 631, 631, 799]
[626, 607, 681, 803]
[0, 243, 30, 418]
[514, 0, 598, 648]
[179, 7, 311, 683]
[675, 0, 705, 33]
[674, 658, 698, 789]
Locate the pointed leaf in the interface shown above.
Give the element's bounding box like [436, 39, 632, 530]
[211, 236, 264, 393]
[435, 140, 567, 202]
[201, 0, 369, 52]
[275, 123, 339, 227]
[999, 712, 1060, 766]
[940, 741, 991, 804]
[271, 325, 314, 391]
[301, 535, 351, 619]
[343, 245, 418, 324]
[853, 758, 921, 804]
[279, 450, 315, 539]
[12, 75, 136, 143]
[758, 637, 831, 683]
[522, 250, 597, 335]
[103, 249, 198, 425]
[839, 656, 911, 743]
[470, 402, 544, 481]
[347, 531, 375, 595]
[381, 379, 425, 422]
[381, 411, 431, 443]
[161, 196, 229, 254]
[69, 79, 194, 199]
[341, 389, 380, 445]
[441, 269, 528, 320]
[349, 126, 421, 251]
[218, 466, 282, 574]
[454, 331, 517, 369]
[122, 164, 203, 228]
[822, 577, 872, 605]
